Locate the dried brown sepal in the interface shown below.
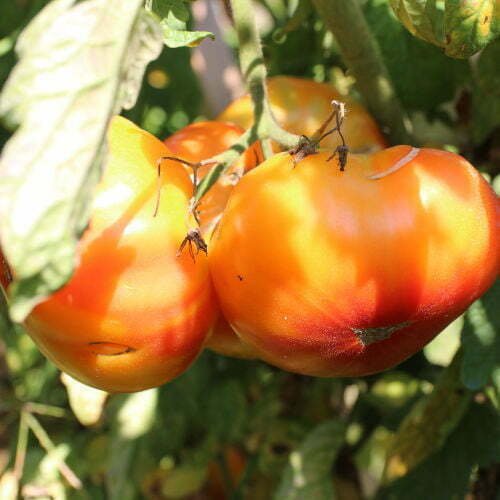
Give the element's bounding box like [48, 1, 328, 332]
[177, 228, 208, 261]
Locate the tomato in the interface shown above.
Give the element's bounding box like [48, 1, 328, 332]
[217, 76, 388, 152]
[165, 121, 258, 359]
[7, 116, 217, 392]
[209, 146, 499, 377]
[164, 120, 262, 230]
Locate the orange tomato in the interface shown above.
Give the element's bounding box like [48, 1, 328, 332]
[10, 116, 217, 392]
[164, 120, 262, 230]
[209, 146, 499, 377]
[217, 76, 387, 152]
[165, 121, 258, 359]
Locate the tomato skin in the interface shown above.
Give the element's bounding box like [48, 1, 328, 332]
[164, 121, 262, 230]
[217, 76, 388, 152]
[164, 120, 260, 360]
[209, 146, 499, 377]
[14, 116, 218, 393]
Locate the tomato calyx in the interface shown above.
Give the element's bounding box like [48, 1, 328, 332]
[178, 228, 208, 260]
[352, 320, 413, 346]
[289, 100, 350, 170]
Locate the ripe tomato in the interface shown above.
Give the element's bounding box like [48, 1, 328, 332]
[209, 146, 499, 377]
[6, 116, 218, 392]
[217, 76, 387, 152]
[165, 121, 258, 359]
[164, 120, 262, 230]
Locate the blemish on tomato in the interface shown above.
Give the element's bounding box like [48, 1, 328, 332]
[352, 321, 412, 346]
[88, 342, 136, 356]
[237, 275, 244, 281]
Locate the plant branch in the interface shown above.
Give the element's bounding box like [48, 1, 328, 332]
[312, 0, 413, 145]
[193, 0, 302, 204]
[25, 412, 82, 489]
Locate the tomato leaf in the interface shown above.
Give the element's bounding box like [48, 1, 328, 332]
[390, 0, 499, 58]
[444, 0, 499, 59]
[378, 402, 500, 500]
[146, 0, 215, 48]
[60, 373, 108, 426]
[461, 280, 500, 391]
[383, 352, 471, 482]
[0, 0, 163, 321]
[274, 420, 345, 500]
[389, 0, 445, 48]
[364, 0, 467, 113]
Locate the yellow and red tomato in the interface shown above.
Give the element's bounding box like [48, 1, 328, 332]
[218, 76, 387, 152]
[209, 146, 499, 377]
[165, 120, 262, 230]
[165, 121, 259, 359]
[5, 116, 218, 392]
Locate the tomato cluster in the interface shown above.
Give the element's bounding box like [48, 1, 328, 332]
[1, 77, 498, 392]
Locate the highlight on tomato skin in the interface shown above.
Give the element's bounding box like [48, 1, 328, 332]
[8, 116, 218, 393]
[164, 120, 261, 360]
[164, 120, 262, 231]
[217, 75, 388, 153]
[209, 146, 499, 378]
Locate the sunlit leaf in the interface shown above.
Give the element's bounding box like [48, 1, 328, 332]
[0, 469, 18, 500]
[383, 352, 470, 482]
[146, 0, 215, 48]
[61, 372, 108, 426]
[390, 0, 499, 58]
[117, 389, 158, 440]
[0, 0, 162, 321]
[379, 402, 500, 499]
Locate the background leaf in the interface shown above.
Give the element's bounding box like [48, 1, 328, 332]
[379, 401, 500, 499]
[274, 420, 346, 500]
[461, 280, 500, 391]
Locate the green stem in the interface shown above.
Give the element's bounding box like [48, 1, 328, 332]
[194, 0, 302, 204]
[25, 412, 82, 489]
[312, 0, 413, 145]
[229, 0, 299, 148]
[13, 412, 29, 480]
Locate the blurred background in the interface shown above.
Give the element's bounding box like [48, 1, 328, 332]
[0, 1, 499, 499]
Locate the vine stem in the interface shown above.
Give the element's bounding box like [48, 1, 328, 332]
[311, 0, 413, 145]
[194, 0, 302, 204]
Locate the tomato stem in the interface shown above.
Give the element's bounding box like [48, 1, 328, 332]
[311, 0, 414, 145]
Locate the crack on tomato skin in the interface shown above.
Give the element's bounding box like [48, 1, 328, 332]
[367, 147, 420, 180]
[88, 342, 136, 356]
[352, 320, 413, 346]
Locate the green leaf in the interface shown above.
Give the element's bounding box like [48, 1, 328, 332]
[61, 372, 108, 426]
[383, 352, 471, 482]
[117, 389, 158, 440]
[0, 0, 163, 321]
[364, 0, 467, 113]
[274, 420, 346, 500]
[471, 39, 500, 144]
[390, 0, 499, 58]
[389, 0, 445, 47]
[379, 402, 500, 500]
[461, 280, 500, 391]
[444, 0, 499, 58]
[206, 380, 247, 442]
[146, 0, 215, 48]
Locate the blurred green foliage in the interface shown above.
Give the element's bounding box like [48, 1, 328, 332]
[0, 0, 499, 499]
